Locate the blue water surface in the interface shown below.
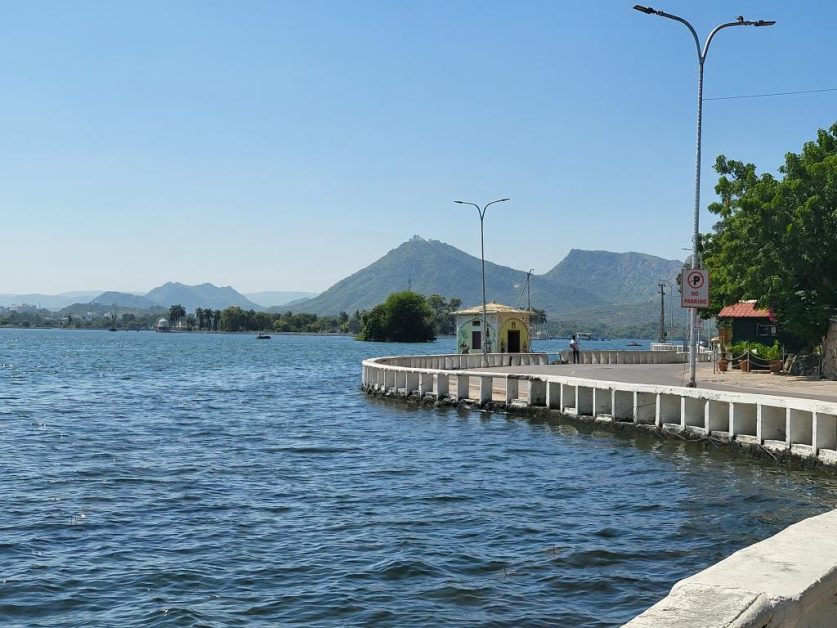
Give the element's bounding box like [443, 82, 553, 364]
[0, 329, 835, 626]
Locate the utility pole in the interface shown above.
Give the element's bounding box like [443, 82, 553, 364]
[526, 269, 533, 312]
[658, 283, 666, 344]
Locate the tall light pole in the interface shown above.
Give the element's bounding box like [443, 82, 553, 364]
[633, 5, 775, 387]
[454, 198, 510, 366]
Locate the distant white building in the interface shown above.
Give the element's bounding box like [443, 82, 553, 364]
[156, 318, 170, 332]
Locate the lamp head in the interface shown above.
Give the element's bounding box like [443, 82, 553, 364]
[633, 4, 658, 15]
[754, 19, 776, 27]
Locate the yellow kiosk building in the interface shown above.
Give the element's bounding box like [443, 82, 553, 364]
[453, 303, 532, 354]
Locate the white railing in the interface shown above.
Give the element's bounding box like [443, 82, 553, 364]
[557, 349, 711, 364]
[361, 354, 837, 466]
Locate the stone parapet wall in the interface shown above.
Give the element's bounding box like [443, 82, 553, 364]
[558, 349, 711, 364]
[362, 354, 837, 467]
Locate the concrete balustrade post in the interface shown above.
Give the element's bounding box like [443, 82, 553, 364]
[528, 379, 546, 406]
[505, 377, 518, 404]
[435, 373, 449, 399]
[479, 376, 492, 404]
[683, 396, 705, 431]
[759, 404, 787, 444]
[707, 400, 731, 434]
[732, 402, 758, 440]
[547, 381, 561, 409]
[405, 372, 419, 396]
[454, 374, 469, 401]
[418, 372, 430, 397]
[613, 389, 633, 421]
[562, 383, 577, 412]
[813, 412, 837, 454]
[594, 388, 612, 418]
[635, 391, 657, 424]
[788, 409, 813, 452]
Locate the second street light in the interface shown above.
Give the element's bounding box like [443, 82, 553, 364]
[634, 5, 775, 387]
[454, 197, 510, 366]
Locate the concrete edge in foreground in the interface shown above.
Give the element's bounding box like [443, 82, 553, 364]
[625, 508, 837, 627]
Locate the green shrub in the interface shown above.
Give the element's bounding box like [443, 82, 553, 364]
[729, 341, 749, 359]
[759, 341, 782, 361]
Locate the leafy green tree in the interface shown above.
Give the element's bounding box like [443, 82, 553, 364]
[220, 306, 246, 331]
[357, 291, 435, 342]
[426, 294, 461, 335]
[347, 310, 363, 334]
[338, 311, 349, 332]
[702, 124, 837, 348]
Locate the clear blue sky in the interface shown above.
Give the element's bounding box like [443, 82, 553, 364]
[1, 0, 834, 294]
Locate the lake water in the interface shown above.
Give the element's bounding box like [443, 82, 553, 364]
[1, 329, 835, 626]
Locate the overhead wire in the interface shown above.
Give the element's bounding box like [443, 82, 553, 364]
[704, 87, 837, 101]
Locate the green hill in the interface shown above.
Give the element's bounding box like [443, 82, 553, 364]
[544, 249, 682, 305]
[290, 237, 683, 328]
[144, 282, 262, 312]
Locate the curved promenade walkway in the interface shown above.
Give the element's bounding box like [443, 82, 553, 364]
[489, 362, 837, 403]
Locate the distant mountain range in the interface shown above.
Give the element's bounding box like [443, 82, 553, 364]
[243, 291, 317, 308]
[1, 286, 318, 312]
[286, 237, 683, 326]
[1, 238, 684, 330]
[88, 284, 318, 312]
[0, 291, 106, 310]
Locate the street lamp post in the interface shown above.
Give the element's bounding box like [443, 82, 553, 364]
[454, 198, 510, 366]
[634, 5, 774, 387]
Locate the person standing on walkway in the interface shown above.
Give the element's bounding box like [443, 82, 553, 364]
[570, 334, 580, 364]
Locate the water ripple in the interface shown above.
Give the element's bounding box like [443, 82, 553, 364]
[1, 329, 836, 626]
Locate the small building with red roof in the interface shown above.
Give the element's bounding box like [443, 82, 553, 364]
[717, 300, 782, 347]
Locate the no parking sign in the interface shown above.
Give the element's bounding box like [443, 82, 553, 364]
[681, 269, 709, 308]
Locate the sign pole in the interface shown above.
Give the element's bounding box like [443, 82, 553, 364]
[681, 269, 710, 386]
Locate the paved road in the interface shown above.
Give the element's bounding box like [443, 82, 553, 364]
[476, 362, 837, 403]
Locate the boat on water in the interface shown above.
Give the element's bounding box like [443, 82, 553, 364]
[257, 333, 271, 340]
[626, 341, 642, 347]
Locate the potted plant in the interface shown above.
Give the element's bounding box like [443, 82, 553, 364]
[762, 341, 783, 373]
[717, 344, 729, 372]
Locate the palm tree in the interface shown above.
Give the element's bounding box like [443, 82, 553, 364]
[169, 304, 186, 328]
[195, 307, 205, 331]
[212, 309, 221, 332]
